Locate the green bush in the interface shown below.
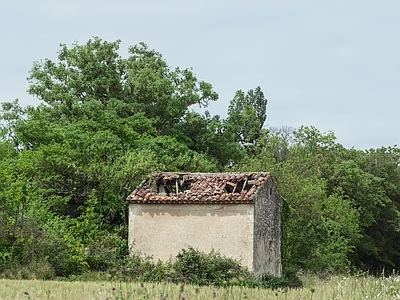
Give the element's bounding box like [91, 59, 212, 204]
[108, 247, 302, 289]
[0, 259, 55, 280]
[84, 226, 129, 272]
[259, 267, 302, 289]
[170, 247, 248, 286]
[112, 253, 169, 282]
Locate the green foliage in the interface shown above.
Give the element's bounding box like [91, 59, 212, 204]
[114, 254, 170, 283]
[126, 42, 219, 131]
[27, 37, 218, 132]
[0, 259, 55, 280]
[257, 267, 303, 289]
[0, 153, 49, 272]
[227, 86, 268, 145]
[241, 126, 363, 273]
[173, 111, 245, 169]
[0, 37, 230, 280]
[136, 135, 218, 172]
[169, 248, 302, 289]
[170, 247, 248, 286]
[2, 36, 400, 280]
[112, 247, 301, 289]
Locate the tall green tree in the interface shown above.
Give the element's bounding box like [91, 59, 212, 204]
[0, 37, 223, 222]
[125, 43, 218, 131]
[226, 86, 268, 146]
[0, 37, 225, 276]
[240, 126, 362, 272]
[27, 38, 218, 133]
[329, 147, 400, 271]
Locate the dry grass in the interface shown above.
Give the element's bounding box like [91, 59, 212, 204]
[1, 275, 400, 299]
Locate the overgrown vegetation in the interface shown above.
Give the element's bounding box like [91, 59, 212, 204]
[1, 37, 400, 281]
[2, 274, 400, 299]
[0, 246, 300, 289]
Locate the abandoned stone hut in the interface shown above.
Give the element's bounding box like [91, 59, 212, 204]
[126, 172, 282, 277]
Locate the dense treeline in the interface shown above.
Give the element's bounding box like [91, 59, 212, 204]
[1, 37, 399, 278]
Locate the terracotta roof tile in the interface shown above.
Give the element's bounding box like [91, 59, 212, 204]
[126, 172, 271, 204]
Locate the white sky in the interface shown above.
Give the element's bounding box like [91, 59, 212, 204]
[1, 1, 399, 150]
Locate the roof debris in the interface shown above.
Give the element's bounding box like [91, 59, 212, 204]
[127, 172, 271, 204]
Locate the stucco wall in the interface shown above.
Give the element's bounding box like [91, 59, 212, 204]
[129, 204, 254, 270]
[253, 177, 282, 277]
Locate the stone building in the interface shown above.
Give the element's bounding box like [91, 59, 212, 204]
[126, 172, 281, 277]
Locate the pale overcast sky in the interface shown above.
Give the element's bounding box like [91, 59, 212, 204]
[1, 1, 399, 150]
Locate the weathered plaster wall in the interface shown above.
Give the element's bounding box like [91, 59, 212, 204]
[253, 177, 282, 277]
[129, 204, 254, 270]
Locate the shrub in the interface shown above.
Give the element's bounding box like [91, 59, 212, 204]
[84, 226, 129, 272]
[0, 259, 55, 280]
[258, 267, 302, 289]
[170, 247, 249, 286]
[111, 252, 170, 282]
[111, 247, 302, 289]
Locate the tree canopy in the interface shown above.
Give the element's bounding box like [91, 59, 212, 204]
[1, 37, 399, 277]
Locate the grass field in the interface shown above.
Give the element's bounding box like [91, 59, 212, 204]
[1, 275, 400, 299]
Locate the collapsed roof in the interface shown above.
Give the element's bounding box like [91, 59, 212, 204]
[126, 172, 271, 204]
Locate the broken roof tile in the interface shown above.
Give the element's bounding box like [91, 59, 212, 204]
[126, 172, 271, 204]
